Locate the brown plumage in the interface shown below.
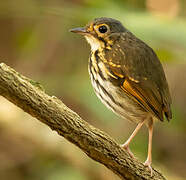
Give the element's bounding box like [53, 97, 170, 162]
[70, 17, 172, 175]
[104, 30, 172, 121]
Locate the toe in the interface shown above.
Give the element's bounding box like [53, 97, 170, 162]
[120, 144, 135, 159]
[144, 160, 153, 176]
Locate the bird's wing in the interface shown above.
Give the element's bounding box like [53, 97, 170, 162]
[104, 32, 172, 121]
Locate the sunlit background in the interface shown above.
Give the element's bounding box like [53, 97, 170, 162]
[0, 0, 186, 180]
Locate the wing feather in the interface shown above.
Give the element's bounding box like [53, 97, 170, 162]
[104, 32, 172, 121]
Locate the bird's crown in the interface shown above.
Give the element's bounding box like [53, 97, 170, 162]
[86, 17, 126, 35]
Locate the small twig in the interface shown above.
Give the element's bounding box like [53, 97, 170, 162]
[0, 63, 166, 180]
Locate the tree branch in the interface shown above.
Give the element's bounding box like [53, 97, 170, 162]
[0, 63, 166, 180]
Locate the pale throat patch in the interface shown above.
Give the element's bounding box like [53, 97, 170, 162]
[85, 35, 104, 51]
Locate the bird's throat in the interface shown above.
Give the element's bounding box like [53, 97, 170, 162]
[85, 35, 104, 51]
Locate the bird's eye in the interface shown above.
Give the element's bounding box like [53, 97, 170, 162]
[98, 25, 108, 33]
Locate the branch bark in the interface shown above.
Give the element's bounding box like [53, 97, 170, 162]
[0, 63, 166, 180]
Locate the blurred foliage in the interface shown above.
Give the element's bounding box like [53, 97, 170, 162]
[0, 0, 186, 180]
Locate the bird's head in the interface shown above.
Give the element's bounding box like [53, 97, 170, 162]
[70, 17, 127, 51]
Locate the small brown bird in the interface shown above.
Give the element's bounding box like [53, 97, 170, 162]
[70, 17, 172, 175]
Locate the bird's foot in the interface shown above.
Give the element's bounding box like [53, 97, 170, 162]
[121, 144, 135, 159]
[144, 160, 153, 176]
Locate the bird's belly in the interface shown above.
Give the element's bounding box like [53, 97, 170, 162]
[89, 63, 147, 123]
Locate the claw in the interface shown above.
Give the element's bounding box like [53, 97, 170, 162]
[121, 144, 135, 159]
[144, 160, 153, 176]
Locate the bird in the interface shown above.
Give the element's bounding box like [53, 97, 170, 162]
[70, 17, 172, 175]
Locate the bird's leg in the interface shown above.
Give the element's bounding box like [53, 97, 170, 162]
[144, 119, 153, 176]
[121, 120, 145, 158]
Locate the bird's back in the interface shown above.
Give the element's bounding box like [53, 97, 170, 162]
[103, 31, 172, 121]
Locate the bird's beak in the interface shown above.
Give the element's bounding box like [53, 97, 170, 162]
[69, 27, 88, 35]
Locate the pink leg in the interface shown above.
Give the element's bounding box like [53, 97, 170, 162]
[121, 120, 145, 158]
[144, 120, 153, 176]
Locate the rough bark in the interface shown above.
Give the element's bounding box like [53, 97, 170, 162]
[0, 63, 166, 180]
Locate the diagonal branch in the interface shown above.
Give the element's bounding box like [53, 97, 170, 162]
[0, 63, 166, 180]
